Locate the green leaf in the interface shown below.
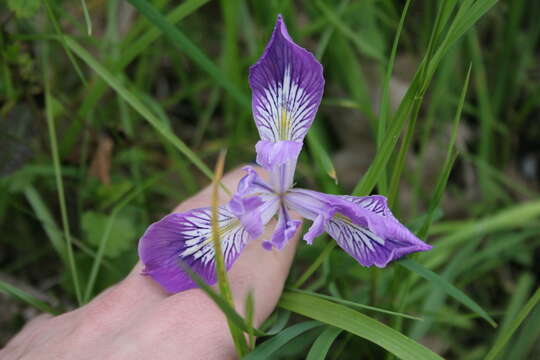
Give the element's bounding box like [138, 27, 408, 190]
[485, 286, 540, 360]
[7, 0, 40, 18]
[294, 241, 336, 288]
[315, 0, 383, 60]
[427, 199, 540, 266]
[127, 0, 249, 108]
[290, 289, 423, 321]
[306, 326, 342, 360]
[82, 211, 136, 258]
[352, 0, 498, 197]
[79, 0, 92, 35]
[417, 63, 472, 239]
[262, 309, 291, 335]
[79, 0, 211, 117]
[44, 66, 82, 305]
[376, 0, 411, 195]
[493, 273, 534, 350]
[63, 37, 217, 185]
[24, 186, 67, 262]
[279, 291, 443, 360]
[399, 258, 496, 327]
[0, 279, 58, 314]
[210, 151, 248, 356]
[307, 123, 338, 185]
[409, 241, 478, 339]
[180, 261, 266, 337]
[243, 321, 323, 360]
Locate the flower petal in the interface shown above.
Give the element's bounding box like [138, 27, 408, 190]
[255, 140, 302, 193]
[285, 189, 432, 267]
[237, 166, 274, 196]
[138, 207, 251, 293]
[255, 140, 302, 169]
[249, 15, 324, 143]
[265, 204, 301, 250]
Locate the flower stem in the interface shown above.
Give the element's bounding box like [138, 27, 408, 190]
[210, 150, 249, 356]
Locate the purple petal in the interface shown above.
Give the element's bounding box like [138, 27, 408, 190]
[229, 194, 265, 239]
[303, 212, 329, 244]
[249, 15, 324, 143]
[266, 204, 301, 250]
[237, 166, 274, 195]
[256, 140, 302, 193]
[255, 140, 302, 169]
[138, 207, 250, 293]
[285, 189, 432, 267]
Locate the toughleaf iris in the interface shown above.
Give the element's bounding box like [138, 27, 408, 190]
[138, 15, 432, 293]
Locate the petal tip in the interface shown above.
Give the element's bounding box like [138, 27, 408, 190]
[249, 15, 324, 143]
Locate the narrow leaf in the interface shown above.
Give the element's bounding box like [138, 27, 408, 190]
[0, 279, 58, 315]
[80, 0, 92, 35]
[290, 289, 423, 321]
[127, 0, 249, 107]
[64, 37, 218, 185]
[399, 258, 496, 327]
[243, 321, 323, 360]
[306, 326, 343, 360]
[484, 287, 540, 360]
[279, 292, 444, 360]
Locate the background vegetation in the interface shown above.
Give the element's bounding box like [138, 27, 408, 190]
[1, 0, 539, 358]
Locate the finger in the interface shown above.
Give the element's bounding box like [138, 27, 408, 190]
[140, 224, 300, 360]
[227, 215, 300, 326]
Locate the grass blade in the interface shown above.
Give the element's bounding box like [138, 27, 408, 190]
[409, 241, 478, 339]
[80, 0, 92, 35]
[0, 280, 58, 315]
[279, 291, 444, 360]
[306, 326, 342, 360]
[314, 0, 382, 60]
[79, 0, 210, 117]
[243, 321, 323, 360]
[180, 261, 266, 337]
[43, 0, 87, 86]
[63, 36, 218, 185]
[289, 289, 423, 321]
[245, 291, 255, 350]
[417, 63, 472, 238]
[306, 123, 338, 186]
[353, 0, 498, 197]
[23, 186, 67, 262]
[493, 273, 534, 351]
[399, 258, 496, 327]
[484, 286, 540, 360]
[377, 0, 411, 194]
[211, 150, 248, 356]
[427, 200, 540, 264]
[43, 55, 82, 305]
[294, 241, 336, 288]
[127, 0, 249, 108]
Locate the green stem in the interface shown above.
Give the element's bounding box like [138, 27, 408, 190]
[43, 51, 82, 305]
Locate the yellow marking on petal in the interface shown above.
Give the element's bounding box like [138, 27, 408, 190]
[334, 213, 353, 225]
[332, 213, 385, 247]
[280, 107, 289, 140]
[201, 219, 241, 247]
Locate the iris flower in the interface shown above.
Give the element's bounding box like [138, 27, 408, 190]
[138, 16, 431, 293]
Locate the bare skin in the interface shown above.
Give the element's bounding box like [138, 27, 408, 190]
[1, 167, 300, 360]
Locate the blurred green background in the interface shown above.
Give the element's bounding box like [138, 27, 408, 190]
[1, 0, 539, 358]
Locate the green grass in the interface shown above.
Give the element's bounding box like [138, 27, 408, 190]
[1, 0, 540, 358]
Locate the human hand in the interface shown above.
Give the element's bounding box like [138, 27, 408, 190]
[1, 167, 300, 360]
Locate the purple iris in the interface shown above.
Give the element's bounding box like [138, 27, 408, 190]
[138, 15, 432, 293]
